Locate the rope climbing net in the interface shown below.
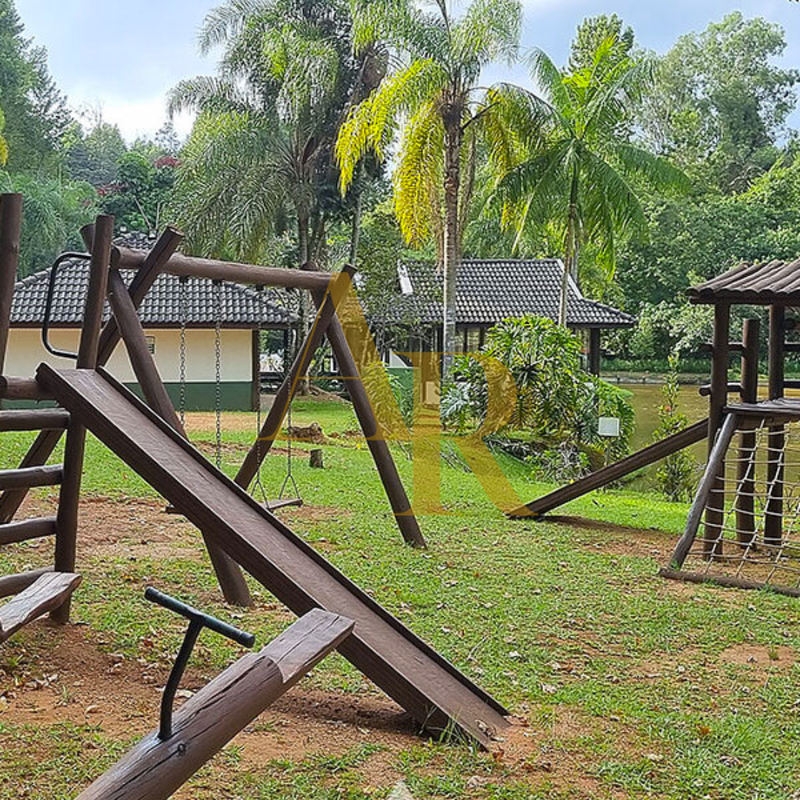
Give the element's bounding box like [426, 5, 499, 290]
[677, 417, 800, 595]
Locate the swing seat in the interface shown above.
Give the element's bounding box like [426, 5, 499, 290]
[264, 497, 304, 511]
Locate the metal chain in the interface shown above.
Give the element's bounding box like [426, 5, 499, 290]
[252, 286, 269, 504]
[213, 279, 223, 470]
[178, 277, 188, 428]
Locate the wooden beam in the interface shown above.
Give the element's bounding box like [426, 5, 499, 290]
[736, 319, 760, 546]
[0, 376, 53, 401]
[668, 414, 738, 568]
[53, 215, 114, 624]
[0, 572, 81, 643]
[0, 516, 57, 545]
[765, 305, 785, 548]
[0, 465, 62, 491]
[588, 328, 601, 375]
[0, 409, 69, 432]
[115, 246, 334, 291]
[0, 429, 63, 523]
[97, 227, 183, 366]
[509, 418, 710, 518]
[0, 567, 52, 600]
[107, 268, 251, 608]
[0, 193, 22, 397]
[76, 610, 354, 800]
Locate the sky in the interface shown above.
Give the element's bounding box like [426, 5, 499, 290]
[14, 0, 800, 142]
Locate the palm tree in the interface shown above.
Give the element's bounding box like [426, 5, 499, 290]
[168, 0, 384, 267]
[336, 0, 521, 371]
[490, 36, 689, 325]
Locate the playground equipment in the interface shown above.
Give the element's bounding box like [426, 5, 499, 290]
[0, 200, 509, 765]
[662, 262, 800, 597]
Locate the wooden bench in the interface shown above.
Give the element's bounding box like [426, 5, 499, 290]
[0, 572, 81, 643]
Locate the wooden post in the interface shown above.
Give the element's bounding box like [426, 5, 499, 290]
[588, 328, 601, 376]
[51, 215, 114, 624]
[76, 610, 354, 800]
[703, 302, 730, 559]
[765, 304, 785, 548]
[107, 268, 252, 608]
[0, 193, 22, 410]
[736, 318, 760, 546]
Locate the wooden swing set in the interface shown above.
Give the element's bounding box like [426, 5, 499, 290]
[0, 199, 509, 797]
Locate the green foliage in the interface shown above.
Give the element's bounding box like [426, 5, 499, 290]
[653, 354, 697, 501]
[63, 119, 127, 187]
[635, 12, 799, 193]
[490, 35, 688, 320]
[0, 171, 97, 276]
[568, 13, 634, 73]
[447, 316, 635, 478]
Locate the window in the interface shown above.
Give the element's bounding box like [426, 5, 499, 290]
[466, 328, 481, 352]
[145, 335, 156, 354]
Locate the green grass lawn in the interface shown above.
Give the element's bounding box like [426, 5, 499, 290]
[1, 398, 800, 798]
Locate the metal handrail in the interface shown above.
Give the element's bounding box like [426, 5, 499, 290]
[41, 251, 91, 359]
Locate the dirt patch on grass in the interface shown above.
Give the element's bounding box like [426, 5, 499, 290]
[280, 504, 353, 524]
[546, 515, 675, 560]
[720, 643, 797, 672]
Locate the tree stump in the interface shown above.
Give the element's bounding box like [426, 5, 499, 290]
[310, 449, 324, 469]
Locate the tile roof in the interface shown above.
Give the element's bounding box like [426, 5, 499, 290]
[10, 233, 298, 329]
[387, 259, 634, 329]
[689, 259, 800, 305]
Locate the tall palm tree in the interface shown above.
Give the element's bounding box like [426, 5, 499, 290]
[336, 0, 521, 371]
[169, 0, 384, 266]
[490, 36, 689, 325]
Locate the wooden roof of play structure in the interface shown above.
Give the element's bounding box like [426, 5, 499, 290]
[689, 259, 800, 305]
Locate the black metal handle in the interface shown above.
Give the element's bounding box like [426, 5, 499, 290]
[144, 587, 255, 739]
[145, 587, 255, 647]
[41, 252, 91, 360]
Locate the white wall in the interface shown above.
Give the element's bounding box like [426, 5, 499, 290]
[5, 328, 253, 384]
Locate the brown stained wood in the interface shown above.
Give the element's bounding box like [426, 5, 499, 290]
[78, 216, 114, 370]
[97, 228, 183, 367]
[322, 313, 426, 549]
[0, 194, 22, 388]
[76, 610, 353, 800]
[0, 465, 62, 491]
[0, 429, 63, 523]
[660, 568, 800, 599]
[689, 258, 800, 305]
[765, 305, 786, 547]
[108, 268, 251, 607]
[510, 418, 710, 519]
[234, 267, 355, 491]
[736, 319, 760, 545]
[115, 246, 334, 291]
[38, 365, 509, 747]
[668, 414, 738, 569]
[0, 376, 53, 401]
[0, 516, 57, 545]
[310, 449, 324, 469]
[0, 409, 69, 431]
[0, 572, 81, 643]
[0, 568, 52, 600]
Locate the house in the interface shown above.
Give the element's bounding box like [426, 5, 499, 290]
[378, 259, 635, 374]
[5, 235, 297, 411]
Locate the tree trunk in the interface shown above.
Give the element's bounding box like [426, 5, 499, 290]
[349, 190, 363, 266]
[442, 122, 462, 376]
[560, 167, 581, 327]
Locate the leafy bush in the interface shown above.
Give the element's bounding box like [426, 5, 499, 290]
[445, 316, 635, 480]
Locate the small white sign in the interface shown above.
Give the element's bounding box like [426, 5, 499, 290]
[598, 416, 620, 437]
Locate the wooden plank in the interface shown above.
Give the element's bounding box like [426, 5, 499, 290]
[0, 376, 53, 401]
[115, 246, 334, 291]
[765, 305, 785, 547]
[39, 365, 510, 747]
[509, 418, 710, 519]
[0, 568, 52, 600]
[0, 516, 57, 545]
[0, 194, 22, 391]
[76, 609, 353, 800]
[667, 414, 738, 569]
[0, 572, 81, 643]
[0, 409, 69, 431]
[0, 429, 63, 523]
[736, 319, 760, 545]
[0, 465, 62, 491]
[660, 568, 800, 599]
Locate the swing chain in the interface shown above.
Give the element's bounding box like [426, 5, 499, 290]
[213, 279, 223, 470]
[178, 276, 188, 428]
[252, 286, 269, 504]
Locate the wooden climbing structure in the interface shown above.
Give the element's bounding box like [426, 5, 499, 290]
[662, 260, 800, 597]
